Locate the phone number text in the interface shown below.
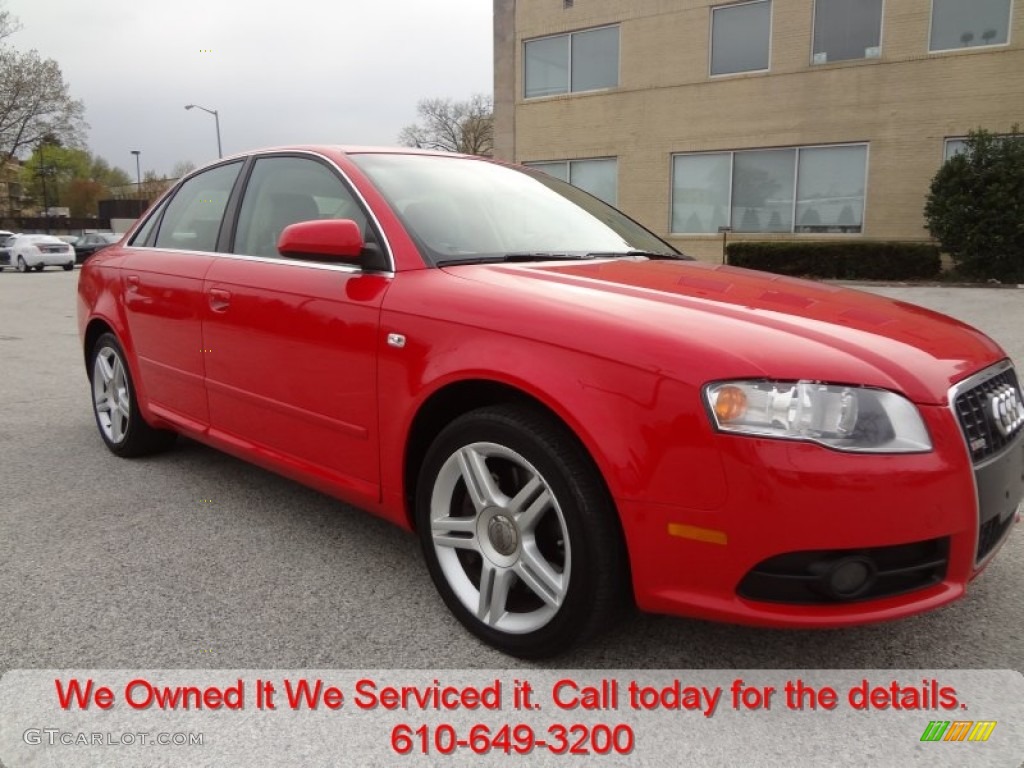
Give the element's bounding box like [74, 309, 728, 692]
[391, 723, 635, 756]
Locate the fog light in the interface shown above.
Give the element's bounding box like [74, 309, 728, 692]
[825, 556, 876, 599]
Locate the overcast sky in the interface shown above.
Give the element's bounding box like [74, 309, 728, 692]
[4, 0, 493, 177]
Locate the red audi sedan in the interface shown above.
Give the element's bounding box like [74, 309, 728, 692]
[78, 147, 1023, 657]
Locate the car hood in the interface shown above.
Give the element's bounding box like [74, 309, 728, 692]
[441, 258, 1005, 405]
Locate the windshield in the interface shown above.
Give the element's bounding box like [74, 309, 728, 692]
[350, 153, 677, 265]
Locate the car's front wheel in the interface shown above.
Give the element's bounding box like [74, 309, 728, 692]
[89, 332, 176, 457]
[16, 257, 29, 273]
[416, 405, 627, 658]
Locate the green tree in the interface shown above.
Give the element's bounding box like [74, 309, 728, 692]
[21, 141, 133, 215]
[924, 127, 1024, 282]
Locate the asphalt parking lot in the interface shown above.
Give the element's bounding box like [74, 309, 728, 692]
[0, 270, 1021, 674]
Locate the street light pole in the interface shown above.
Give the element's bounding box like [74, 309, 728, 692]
[38, 142, 51, 234]
[130, 150, 142, 213]
[185, 104, 223, 158]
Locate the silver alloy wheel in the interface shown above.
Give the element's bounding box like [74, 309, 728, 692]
[92, 345, 131, 443]
[429, 442, 571, 634]
[17, 256, 28, 273]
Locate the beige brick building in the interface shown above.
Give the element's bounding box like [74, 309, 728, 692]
[494, 0, 1024, 260]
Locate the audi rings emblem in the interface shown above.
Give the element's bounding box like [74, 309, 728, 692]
[989, 384, 1024, 437]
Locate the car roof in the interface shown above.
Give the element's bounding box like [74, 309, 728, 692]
[211, 145, 478, 164]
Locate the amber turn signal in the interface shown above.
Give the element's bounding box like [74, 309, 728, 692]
[714, 385, 747, 422]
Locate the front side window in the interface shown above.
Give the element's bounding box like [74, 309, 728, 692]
[233, 156, 368, 259]
[672, 144, 867, 234]
[711, 0, 772, 76]
[153, 162, 242, 252]
[813, 0, 884, 63]
[524, 26, 619, 98]
[930, 0, 1011, 51]
[526, 158, 618, 205]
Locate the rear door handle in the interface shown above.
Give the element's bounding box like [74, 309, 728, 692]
[126, 274, 140, 290]
[208, 288, 232, 312]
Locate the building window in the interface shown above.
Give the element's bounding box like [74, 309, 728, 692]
[711, 0, 772, 76]
[812, 0, 883, 64]
[944, 138, 970, 160]
[524, 26, 619, 98]
[671, 144, 867, 234]
[527, 158, 618, 205]
[944, 134, 1021, 161]
[930, 0, 1011, 52]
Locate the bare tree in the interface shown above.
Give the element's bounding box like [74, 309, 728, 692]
[0, 1, 21, 43]
[170, 160, 197, 180]
[399, 94, 493, 156]
[0, 45, 87, 161]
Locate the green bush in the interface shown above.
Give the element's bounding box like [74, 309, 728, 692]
[726, 241, 941, 280]
[925, 127, 1024, 282]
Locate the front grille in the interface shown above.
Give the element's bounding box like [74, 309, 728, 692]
[977, 511, 1015, 562]
[954, 367, 1024, 463]
[737, 538, 949, 605]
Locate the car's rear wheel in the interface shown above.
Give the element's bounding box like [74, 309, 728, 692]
[416, 405, 627, 658]
[17, 257, 29, 273]
[89, 332, 176, 457]
[62, 264, 73, 271]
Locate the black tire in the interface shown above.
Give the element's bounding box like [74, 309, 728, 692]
[62, 263, 73, 271]
[17, 257, 29, 273]
[415, 404, 628, 658]
[88, 332, 176, 457]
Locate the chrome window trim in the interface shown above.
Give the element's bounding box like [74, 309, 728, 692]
[213, 250, 393, 277]
[125, 149, 397, 274]
[118, 245, 393, 278]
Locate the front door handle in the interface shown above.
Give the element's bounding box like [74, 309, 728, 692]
[126, 274, 140, 290]
[209, 288, 231, 312]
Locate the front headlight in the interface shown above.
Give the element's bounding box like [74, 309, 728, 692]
[703, 380, 932, 453]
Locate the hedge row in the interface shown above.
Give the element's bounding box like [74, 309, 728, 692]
[725, 241, 942, 280]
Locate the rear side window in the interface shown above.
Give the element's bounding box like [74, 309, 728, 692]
[153, 162, 242, 252]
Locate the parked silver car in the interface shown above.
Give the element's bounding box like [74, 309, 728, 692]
[7, 234, 75, 272]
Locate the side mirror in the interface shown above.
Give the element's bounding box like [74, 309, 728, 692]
[277, 219, 364, 262]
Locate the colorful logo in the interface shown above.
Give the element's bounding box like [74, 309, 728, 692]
[920, 721, 997, 742]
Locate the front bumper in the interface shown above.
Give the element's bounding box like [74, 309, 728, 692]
[625, 364, 1022, 628]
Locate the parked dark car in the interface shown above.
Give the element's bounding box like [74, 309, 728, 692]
[74, 232, 121, 263]
[0, 232, 16, 270]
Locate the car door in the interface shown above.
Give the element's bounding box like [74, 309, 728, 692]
[201, 154, 391, 502]
[120, 161, 244, 430]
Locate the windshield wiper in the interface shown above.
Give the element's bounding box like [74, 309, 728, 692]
[437, 252, 595, 267]
[586, 250, 695, 261]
